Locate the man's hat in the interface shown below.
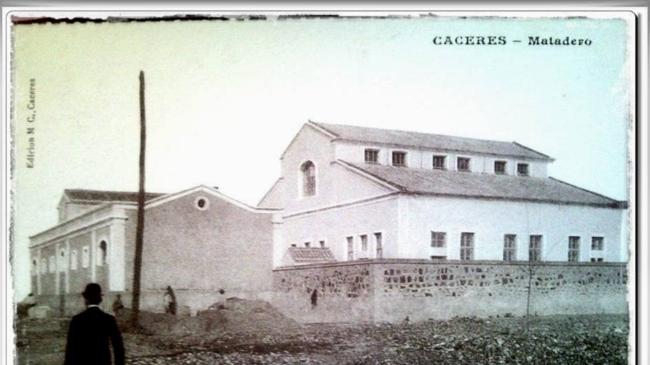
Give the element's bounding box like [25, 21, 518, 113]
[82, 283, 102, 302]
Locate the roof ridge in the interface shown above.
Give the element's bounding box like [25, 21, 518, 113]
[308, 120, 340, 137]
[64, 188, 165, 195]
[315, 121, 552, 161]
[316, 121, 515, 146]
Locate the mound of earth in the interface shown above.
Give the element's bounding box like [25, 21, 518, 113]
[117, 297, 300, 336]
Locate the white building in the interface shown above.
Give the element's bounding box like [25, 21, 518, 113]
[29, 120, 628, 317]
[260, 121, 628, 267]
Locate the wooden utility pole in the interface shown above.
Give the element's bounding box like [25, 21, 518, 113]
[130, 71, 147, 327]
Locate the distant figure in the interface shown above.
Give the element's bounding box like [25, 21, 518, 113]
[112, 294, 125, 316]
[64, 283, 124, 365]
[403, 315, 410, 325]
[310, 289, 318, 309]
[164, 286, 177, 315]
[17, 293, 37, 319]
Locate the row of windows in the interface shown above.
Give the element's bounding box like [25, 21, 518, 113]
[430, 231, 606, 262]
[33, 241, 108, 274]
[347, 232, 383, 260]
[293, 239, 327, 248]
[364, 149, 530, 176]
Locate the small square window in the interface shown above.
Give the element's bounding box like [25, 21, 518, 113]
[433, 155, 446, 170]
[392, 151, 406, 167]
[517, 163, 529, 176]
[365, 149, 379, 164]
[591, 237, 604, 250]
[431, 231, 446, 248]
[457, 157, 471, 172]
[494, 161, 507, 175]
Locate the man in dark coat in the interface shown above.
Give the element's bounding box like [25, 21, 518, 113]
[64, 283, 125, 365]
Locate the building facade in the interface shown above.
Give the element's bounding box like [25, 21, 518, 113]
[29, 121, 628, 320]
[260, 121, 627, 267]
[30, 186, 276, 314]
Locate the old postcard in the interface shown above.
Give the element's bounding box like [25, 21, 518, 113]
[4, 8, 642, 365]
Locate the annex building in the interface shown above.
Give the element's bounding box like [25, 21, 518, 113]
[29, 121, 629, 321]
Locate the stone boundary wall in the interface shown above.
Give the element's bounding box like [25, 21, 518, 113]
[272, 260, 628, 323]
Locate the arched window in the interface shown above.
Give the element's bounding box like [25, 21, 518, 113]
[300, 161, 316, 197]
[70, 250, 78, 271]
[59, 248, 67, 271]
[99, 240, 108, 266]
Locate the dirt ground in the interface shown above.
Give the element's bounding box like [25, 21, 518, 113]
[15, 299, 629, 365]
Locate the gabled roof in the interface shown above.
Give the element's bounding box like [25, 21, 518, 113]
[310, 121, 553, 161]
[344, 162, 626, 208]
[285, 247, 337, 264]
[63, 189, 165, 203]
[144, 185, 279, 213]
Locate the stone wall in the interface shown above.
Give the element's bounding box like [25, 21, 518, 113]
[273, 262, 377, 323]
[272, 259, 628, 323]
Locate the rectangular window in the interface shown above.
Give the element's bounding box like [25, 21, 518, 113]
[70, 250, 78, 271]
[517, 163, 529, 176]
[304, 242, 311, 248]
[503, 234, 517, 261]
[457, 157, 471, 171]
[49, 256, 56, 273]
[364, 149, 379, 164]
[433, 155, 446, 170]
[392, 151, 406, 167]
[529, 235, 543, 262]
[360, 235, 368, 251]
[374, 232, 383, 259]
[319, 240, 325, 248]
[41, 258, 47, 274]
[347, 236, 354, 261]
[82, 246, 90, 268]
[494, 161, 507, 175]
[460, 232, 474, 261]
[591, 258, 604, 262]
[431, 231, 446, 248]
[591, 236, 604, 250]
[568, 236, 580, 262]
[430, 255, 446, 260]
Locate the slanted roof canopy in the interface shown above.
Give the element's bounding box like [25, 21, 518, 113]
[285, 247, 337, 264]
[342, 161, 626, 208]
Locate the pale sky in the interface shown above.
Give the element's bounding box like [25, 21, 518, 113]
[11, 14, 633, 300]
